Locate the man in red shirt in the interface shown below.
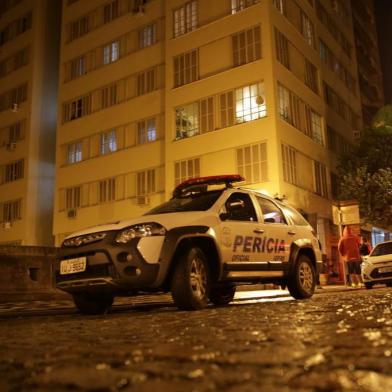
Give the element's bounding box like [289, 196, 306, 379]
[338, 226, 363, 287]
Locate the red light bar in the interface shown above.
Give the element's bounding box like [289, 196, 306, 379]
[173, 174, 245, 197]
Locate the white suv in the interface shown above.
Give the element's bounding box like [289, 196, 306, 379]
[56, 175, 322, 314]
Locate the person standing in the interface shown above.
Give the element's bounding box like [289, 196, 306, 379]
[359, 237, 372, 257]
[338, 226, 362, 287]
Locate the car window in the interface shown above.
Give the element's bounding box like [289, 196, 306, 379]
[256, 196, 287, 224]
[280, 204, 309, 226]
[223, 192, 257, 222]
[371, 242, 392, 256]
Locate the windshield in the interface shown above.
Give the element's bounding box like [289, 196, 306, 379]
[371, 242, 392, 256]
[145, 190, 223, 215]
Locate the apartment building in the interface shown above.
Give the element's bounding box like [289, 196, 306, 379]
[351, 0, 384, 125]
[54, 0, 363, 267]
[0, 0, 60, 246]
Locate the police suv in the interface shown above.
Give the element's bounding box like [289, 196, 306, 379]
[56, 175, 322, 314]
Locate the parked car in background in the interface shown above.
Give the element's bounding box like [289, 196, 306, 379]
[361, 240, 392, 289]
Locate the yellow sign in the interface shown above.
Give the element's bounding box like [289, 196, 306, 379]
[332, 202, 360, 226]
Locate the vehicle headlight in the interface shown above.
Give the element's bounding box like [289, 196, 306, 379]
[115, 223, 166, 244]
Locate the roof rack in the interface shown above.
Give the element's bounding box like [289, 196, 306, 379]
[173, 174, 245, 197]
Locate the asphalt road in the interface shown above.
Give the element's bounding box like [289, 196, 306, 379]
[0, 287, 391, 392]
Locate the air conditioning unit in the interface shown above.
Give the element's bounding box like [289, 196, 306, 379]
[11, 103, 18, 113]
[353, 130, 361, 139]
[6, 142, 17, 151]
[136, 195, 149, 205]
[3, 221, 12, 229]
[67, 209, 77, 218]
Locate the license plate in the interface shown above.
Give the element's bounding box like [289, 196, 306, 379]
[378, 266, 392, 274]
[60, 257, 87, 275]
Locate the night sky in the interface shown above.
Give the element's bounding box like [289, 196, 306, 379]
[375, 0, 392, 104]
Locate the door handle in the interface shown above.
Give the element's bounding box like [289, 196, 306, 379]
[288, 230, 296, 235]
[254, 229, 265, 234]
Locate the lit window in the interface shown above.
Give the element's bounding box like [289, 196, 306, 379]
[175, 102, 199, 139]
[67, 142, 82, 164]
[173, 0, 197, 38]
[100, 130, 117, 155]
[139, 24, 156, 48]
[103, 41, 119, 65]
[137, 118, 157, 144]
[235, 82, 266, 123]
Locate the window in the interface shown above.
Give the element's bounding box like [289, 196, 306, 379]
[103, 41, 119, 65]
[100, 129, 117, 154]
[137, 169, 156, 195]
[314, 161, 328, 197]
[103, 0, 118, 24]
[64, 95, 91, 122]
[277, 83, 291, 122]
[304, 59, 318, 93]
[7, 121, 24, 143]
[2, 199, 21, 222]
[300, 11, 314, 47]
[273, 0, 286, 14]
[235, 82, 266, 123]
[173, 0, 197, 38]
[65, 186, 81, 209]
[256, 197, 286, 224]
[310, 110, 323, 145]
[139, 24, 156, 48]
[281, 144, 297, 185]
[232, 26, 261, 67]
[175, 102, 199, 139]
[174, 158, 200, 186]
[69, 16, 89, 41]
[173, 50, 198, 87]
[231, 0, 260, 14]
[275, 29, 289, 68]
[99, 178, 116, 203]
[200, 97, 214, 133]
[137, 68, 156, 95]
[0, 12, 31, 47]
[236, 143, 267, 184]
[70, 57, 85, 79]
[220, 91, 234, 128]
[67, 142, 82, 164]
[224, 192, 257, 222]
[101, 84, 117, 108]
[137, 118, 157, 144]
[3, 159, 24, 183]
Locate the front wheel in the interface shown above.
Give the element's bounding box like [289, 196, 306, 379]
[287, 254, 316, 299]
[73, 293, 114, 315]
[171, 247, 210, 310]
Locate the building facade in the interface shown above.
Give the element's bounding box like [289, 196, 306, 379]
[54, 0, 365, 271]
[0, 0, 61, 246]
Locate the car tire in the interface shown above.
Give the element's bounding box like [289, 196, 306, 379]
[287, 254, 316, 299]
[209, 283, 236, 306]
[73, 293, 114, 315]
[365, 282, 373, 290]
[171, 247, 210, 310]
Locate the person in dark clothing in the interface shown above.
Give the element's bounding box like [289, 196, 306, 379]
[359, 237, 372, 256]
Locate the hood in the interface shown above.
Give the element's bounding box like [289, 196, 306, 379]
[64, 211, 219, 240]
[342, 225, 355, 238]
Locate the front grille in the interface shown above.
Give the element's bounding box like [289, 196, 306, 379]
[56, 263, 115, 283]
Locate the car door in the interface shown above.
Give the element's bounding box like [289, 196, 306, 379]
[218, 191, 262, 264]
[254, 195, 292, 269]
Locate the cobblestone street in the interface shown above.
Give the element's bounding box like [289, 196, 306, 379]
[0, 287, 391, 392]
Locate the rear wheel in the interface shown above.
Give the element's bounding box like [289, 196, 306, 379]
[171, 247, 210, 310]
[73, 293, 114, 315]
[287, 254, 316, 299]
[365, 282, 373, 290]
[209, 283, 236, 306]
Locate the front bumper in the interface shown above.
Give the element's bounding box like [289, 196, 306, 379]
[361, 262, 392, 284]
[56, 231, 161, 294]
